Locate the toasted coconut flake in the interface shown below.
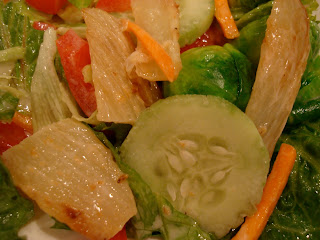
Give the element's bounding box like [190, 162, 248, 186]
[245, 0, 310, 156]
[2, 118, 137, 240]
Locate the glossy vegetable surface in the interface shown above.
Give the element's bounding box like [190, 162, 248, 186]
[164, 44, 254, 111]
[26, 0, 67, 14]
[56, 29, 97, 117]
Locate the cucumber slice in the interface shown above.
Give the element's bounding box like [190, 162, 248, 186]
[120, 95, 269, 238]
[177, 0, 215, 47]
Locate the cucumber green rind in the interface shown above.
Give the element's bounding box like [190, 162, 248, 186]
[120, 95, 270, 238]
[177, 0, 215, 47]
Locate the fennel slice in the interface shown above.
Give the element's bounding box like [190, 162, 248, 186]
[2, 118, 137, 240]
[245, 0, 310, 157]
[127, 0, 182, 81]
[84, 8, 157, 124]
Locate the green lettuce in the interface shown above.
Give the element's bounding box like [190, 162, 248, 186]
[1, 0, 44, 91]
[67, 0, 94, 9]
[0, 160, 34, 240]
[260, 120, 320, 239]
[0, 90, 18, 121]
[286, 21, 320, 127]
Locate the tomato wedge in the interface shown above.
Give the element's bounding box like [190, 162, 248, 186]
[110, 227, 127, 240]
[56, 30, 97, 117]
[0, 122, 31, 154]
[33, 22, 57, 31]
[26, 0, 67, 15]
[96, 0, 131, 12]
[180, 20, 228, 53]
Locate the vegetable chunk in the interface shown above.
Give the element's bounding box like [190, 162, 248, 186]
[1, 118, 137, 240]
[245, 0, 310, 156]
[121, 95, 270, 238]
[126, 0, 182, 82]
[83, 8, 161, 124]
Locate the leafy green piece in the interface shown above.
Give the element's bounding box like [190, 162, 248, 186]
[224, 44, 254, 111]
[286, 22, 320, 127]
[235, 1, 272, 29]
[260, 120, 320, 239]
[0, 160, 34, 240]
[0, 89, 19, 121]
[287, 98, 320, 127]
[232, 15, 268, 69]
[301, 0, 319, 20]
[93, 122, 132, 148]
[1, 0, 44, 91]
[163, 44, 254, 111]
[94, 131, 217, 240]
[229, 0, 270, 20]
[51, 217, 71, 230]
[229, 0, 270, 11]
[0, 47, 25, 62]
[67, 0, 93, 9]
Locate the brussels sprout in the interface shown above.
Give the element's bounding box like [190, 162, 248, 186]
[163, 44, 254, 111]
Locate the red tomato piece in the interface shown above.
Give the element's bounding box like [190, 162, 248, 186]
[96, 0, 131, 12]
[110, 227, 127, 240]
[180, 20, 228, 54]
[0, 122, 31, 154]
[26, 0, 67, 15]
[56, 29, 97, 117]
[33, 21, 57, 31]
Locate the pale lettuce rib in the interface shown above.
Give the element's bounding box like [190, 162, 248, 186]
[0, 47, 25, 62]
[31, 28, 71, 132]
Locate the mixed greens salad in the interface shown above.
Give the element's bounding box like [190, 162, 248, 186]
[0, 0, 320, 239]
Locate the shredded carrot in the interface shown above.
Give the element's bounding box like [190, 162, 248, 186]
[12, 112, 33, 133]
[123, 20, 175, 82]
[232, 143, 296, 240]
[215, 0, 240, 39]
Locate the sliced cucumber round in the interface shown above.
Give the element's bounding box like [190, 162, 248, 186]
[120, 95, 269, 238]
[177, 0, 215, 47]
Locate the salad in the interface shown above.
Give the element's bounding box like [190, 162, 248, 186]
[0, 0, 320, 240]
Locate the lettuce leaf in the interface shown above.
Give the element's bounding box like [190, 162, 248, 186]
[0, 160, 34, 240]
[0, 90, 18, 121]
[260, 120, 320, 239]
[1, 0, 44, 91]
[31, 28, 71, 132]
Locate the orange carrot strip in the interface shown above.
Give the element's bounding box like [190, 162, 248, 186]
[12, 112, 33, 133]
[215, 0, 240, 39]
[232, 143, 296, 240]
[123, 20, 175, 82]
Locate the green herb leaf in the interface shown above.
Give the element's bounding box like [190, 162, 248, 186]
[0, 160, 34, 240]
